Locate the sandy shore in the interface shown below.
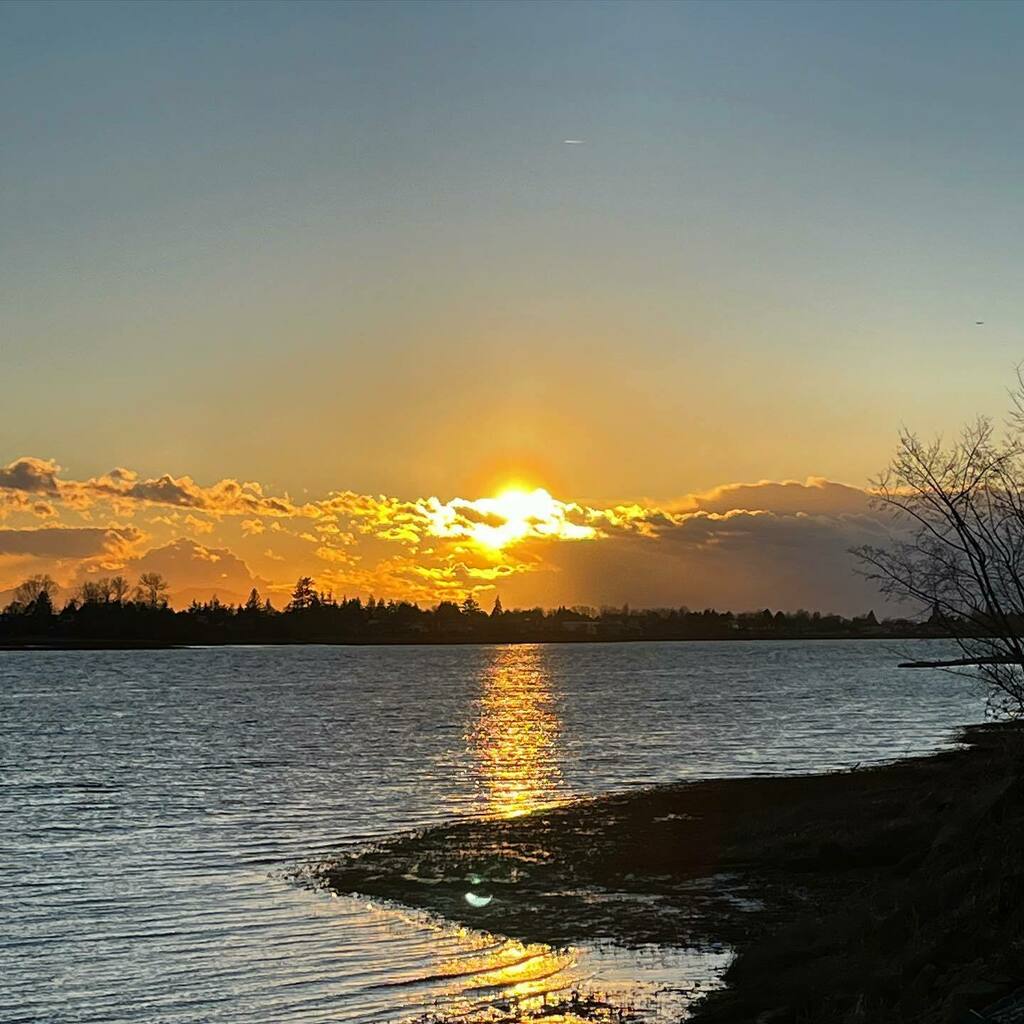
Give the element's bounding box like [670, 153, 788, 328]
[316, 723, 1024, 1023]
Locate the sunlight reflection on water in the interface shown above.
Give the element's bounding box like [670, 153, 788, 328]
[469, 645, 566, 819]
[310, 889, 730, 1023]
[421, 645, 727, 1019]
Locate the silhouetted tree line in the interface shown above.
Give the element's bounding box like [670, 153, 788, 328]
[0, 572, 954, 648]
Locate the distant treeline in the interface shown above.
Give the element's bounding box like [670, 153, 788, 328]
[0, 572, 954, 648]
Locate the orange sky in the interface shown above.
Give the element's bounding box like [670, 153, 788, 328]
[0, 456, 892, 615]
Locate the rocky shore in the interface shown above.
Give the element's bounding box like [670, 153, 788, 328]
[316, 723, 1024, 1023]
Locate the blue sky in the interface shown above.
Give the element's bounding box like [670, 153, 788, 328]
[3, 0, 1024, 501]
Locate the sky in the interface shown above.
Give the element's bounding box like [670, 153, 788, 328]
[3, 0, 1024, 613]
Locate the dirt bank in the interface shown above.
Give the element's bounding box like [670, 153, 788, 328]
[315, 723, 1024, 1023]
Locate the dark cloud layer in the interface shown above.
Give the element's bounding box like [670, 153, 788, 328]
[128, 538, 265, 606]
[0, 525, 142, 558]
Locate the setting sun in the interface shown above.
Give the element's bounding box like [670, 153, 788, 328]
[472, 487, 558, 550]
[436, 486, 598, 552]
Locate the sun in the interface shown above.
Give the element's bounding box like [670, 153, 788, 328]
[422, 485, 598, 552]
[466, 486, 595, 551]
[472, 488, 544, 550]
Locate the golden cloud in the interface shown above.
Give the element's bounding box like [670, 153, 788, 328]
[0, 458, 317, 519]
[0, 457, 890, 611]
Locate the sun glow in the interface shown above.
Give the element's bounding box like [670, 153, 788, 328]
[426, 486, 596, 552]
[472, 487, 557, 550]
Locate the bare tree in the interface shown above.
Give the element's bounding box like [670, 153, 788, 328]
[135, 572, 170, 608]
[77, 580, 105, 605]
[77, 576, 130, 606]
[856, 374, 1024, 715]
[10, 575, 58, 610]
[109, 576, 131, 604]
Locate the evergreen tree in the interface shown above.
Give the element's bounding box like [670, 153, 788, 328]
[288, 576, 318, 611]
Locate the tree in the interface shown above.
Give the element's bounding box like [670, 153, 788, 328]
[78, 580, 105, 605]
[30, 589, 54, 620]
[288, 576, 318, 611]
[78, 577, 129, 605]
[434, 600, 463, 630]
[11, 575, 57, 609]
[857, 376, 1024, 715]
[491, 595, 504, 617]
[244, 588, 262, 613]
[135, 572, 170, 608]
[110, 576, 131, 604]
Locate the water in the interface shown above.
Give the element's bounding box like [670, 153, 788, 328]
[1, 639, 986, 1023]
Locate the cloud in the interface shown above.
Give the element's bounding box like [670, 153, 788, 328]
[0, 455, 898, 613]
[0, 525, 142, 559]
[0, 458, 314, 519]
[62, 470, 312, 517]
[0, 457, 62, 495]
[126, 538, 265, 606]
[0, 490, 59, 521]
[449, 504, 507, 528]
[677, 477, 874, 517]
[498, 504, 893, 614]
[316, 546, 354, 565]
[323, 487, 598, 549]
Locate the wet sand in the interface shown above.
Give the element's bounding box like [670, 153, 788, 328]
[316, 722, 1024, 1023]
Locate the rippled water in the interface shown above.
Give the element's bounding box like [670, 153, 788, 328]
[1, 639, 986, 1022]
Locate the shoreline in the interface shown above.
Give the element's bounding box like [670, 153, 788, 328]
[0, 632, 954, 652]
[315, 723, 1024, 1023]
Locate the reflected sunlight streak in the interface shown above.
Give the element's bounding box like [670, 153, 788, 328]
[470, 645, 566, 818]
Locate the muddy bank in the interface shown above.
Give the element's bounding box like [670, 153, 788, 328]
[316, 723, 1024, 1023]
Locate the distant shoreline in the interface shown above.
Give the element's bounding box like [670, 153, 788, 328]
[0, 631, 955, 653]
[316, 722, 1024, 1023]
[1, 587, 955, 651]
